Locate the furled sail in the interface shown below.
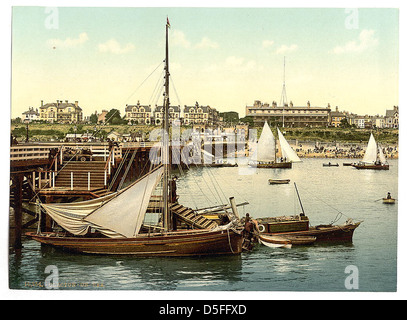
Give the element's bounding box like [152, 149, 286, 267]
[41, 166, 164, 238]
[252, 122, 275, 162]
[40, 192, 118, 237]
[84, 165, 164, 238]
[362, 133, 377, 164]
[277, 128, 301, 162]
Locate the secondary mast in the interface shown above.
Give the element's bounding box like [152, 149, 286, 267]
[163, 17, 171, 231]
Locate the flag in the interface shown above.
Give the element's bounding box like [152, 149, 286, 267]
[167, 17, 171, 28]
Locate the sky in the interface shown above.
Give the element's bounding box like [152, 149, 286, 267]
[9, 6, 399, 119]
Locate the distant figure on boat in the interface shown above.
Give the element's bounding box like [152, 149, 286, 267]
[387, 192, 392, 199]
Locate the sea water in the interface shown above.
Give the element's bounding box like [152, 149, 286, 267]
[9, 158, 398, 292]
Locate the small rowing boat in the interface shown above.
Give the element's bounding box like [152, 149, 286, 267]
[383, 198, 396, 204]
[259, 235, 292, 248]
[268, 179, 290, 185]
[323, 163, 339, 167]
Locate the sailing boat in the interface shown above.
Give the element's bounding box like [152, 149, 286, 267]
[248, 122, 301, 168]
[26, 19, 243, 256]
[352, 133, 389, 170]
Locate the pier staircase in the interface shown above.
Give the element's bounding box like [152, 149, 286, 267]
[170, 203, 218, 230]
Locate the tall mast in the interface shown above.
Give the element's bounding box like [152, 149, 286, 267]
[162, 18, 171, 231]
[279, 56, 287, 128]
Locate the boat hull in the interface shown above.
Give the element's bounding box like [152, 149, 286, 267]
[257, 216, 309, 233]
[249, 162, 292, 169]
[382, 198, 396, 204]
[25, 229, 243, 256]
[265, 222, 362, 243]
[323, 164, 339, 167]
[268, 179, 290, 184]
[352, 164, 389, 170]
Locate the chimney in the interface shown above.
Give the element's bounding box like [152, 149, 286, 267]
[41, 100, 43, 107]
[65, 100, 68, 103]
[290, 101, 293, 108]
[75, 101, 78, 107]
[336, 106, 339, 112]
[307, 101, 310, 108]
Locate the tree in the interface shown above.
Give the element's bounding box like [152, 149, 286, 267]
[105, 109, 123, 124]
[90, 113, 98, 124]
[239, 116, 254, 126]
[340, 118, 351, 128]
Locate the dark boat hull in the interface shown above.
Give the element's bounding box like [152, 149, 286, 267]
[268, 179, 290, 184]
[26, 229, 243, 256]
[249, 162, 292, 169]
[352, 164, 389, 170]
[265, 222, 362, 243]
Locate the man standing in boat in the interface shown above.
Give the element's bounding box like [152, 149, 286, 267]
[242, 213, 259, 250]
[170, 176, 178, 203]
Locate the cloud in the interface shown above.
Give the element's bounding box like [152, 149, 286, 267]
[195, 37, 219, 49]
[171, 30, 191, 48]
[98, 39, 135, 54]
[47, 32, 88, 49]
[332, 29, 378, 54]
[171, 30, 218, 49]
[276, 44, 298, 54]
[262, 40, 274, 48]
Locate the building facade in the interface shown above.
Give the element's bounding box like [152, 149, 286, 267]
[154, 104, 181, 125]
[39, 100, 83, 123]
[245, 100, 331, 127]
[329, 106, 346, 127]
[385, 106, 399, 128]
[183, 102, 220, 126]
[22, 107, 40, 122]
[124, 102, 152, 125]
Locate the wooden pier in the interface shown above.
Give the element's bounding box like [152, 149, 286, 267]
[9, 142, 154, 250]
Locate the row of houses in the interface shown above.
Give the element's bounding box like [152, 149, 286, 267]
[245, 100, 399, 129]
[22, 100, 221, 126]
[123, 101, 220, 126]
[22, 100, 83, 123]
[330, 105, 399, 129]
[21, 99, 399, 129]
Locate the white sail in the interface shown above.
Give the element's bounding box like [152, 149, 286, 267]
[362, 133, 377, 164]
[277, 128, 301, 162]
[378, 146, 387, 164]
[252, 121, 275, 162]
[84, 166, 164, 238]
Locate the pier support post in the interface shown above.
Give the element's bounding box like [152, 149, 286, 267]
[13, 174, 23, 250]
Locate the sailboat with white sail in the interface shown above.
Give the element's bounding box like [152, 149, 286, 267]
[26, 19, 243, 256]
[248, 122, 301, 168]
[352, 133, 389, 170]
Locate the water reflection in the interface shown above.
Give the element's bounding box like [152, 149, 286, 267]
[9, 159, 398, 291]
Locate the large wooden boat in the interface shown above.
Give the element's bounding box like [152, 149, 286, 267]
[352, 133, 389, 170]
[26, 19, 243, 257]
[248, 124, 301, 169]
[256, 183, 362, 243]
[26, 228, 242, 256]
